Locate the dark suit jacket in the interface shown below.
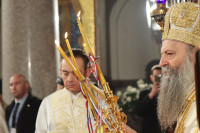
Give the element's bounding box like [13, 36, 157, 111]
[6, 93, 42, 133]
[136, 88, 161, 133]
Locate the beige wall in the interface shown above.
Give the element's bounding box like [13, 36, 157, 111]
[110, 0, 161, 80]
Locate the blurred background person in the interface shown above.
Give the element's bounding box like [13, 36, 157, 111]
[6, 74, 41, 133]
[56, 77, 64, 91]
[136, 65, 162, 133]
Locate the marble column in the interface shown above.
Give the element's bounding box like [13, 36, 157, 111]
[2, 0, 58, 104]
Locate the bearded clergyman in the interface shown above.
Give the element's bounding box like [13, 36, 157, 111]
[158, 2, 200, 133]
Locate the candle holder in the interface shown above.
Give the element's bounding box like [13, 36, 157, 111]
[151, 0, 168, 33]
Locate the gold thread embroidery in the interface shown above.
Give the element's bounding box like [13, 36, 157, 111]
[174, 87, 196, 133]
[166, 29, 200, 47]
[193, 18, 200, 36]
[162, 2, 200, 47]
[52, 89, 88, 131]
[172, 3, 199, 28]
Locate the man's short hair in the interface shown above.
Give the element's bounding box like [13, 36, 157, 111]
[151, 65, 162, 73]
[56, 77, 64, 86]
[61, 48, 89, 70]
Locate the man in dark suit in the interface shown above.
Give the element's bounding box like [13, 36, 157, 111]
[6, 74, 41, 133]
[136, 65, 162, 133]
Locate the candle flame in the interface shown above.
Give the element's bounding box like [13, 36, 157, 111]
[77, 11, 81, 18]
[55, 40, 59, 47]
[65, 32, 68, 39]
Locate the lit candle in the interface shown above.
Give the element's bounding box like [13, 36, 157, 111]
[64, 32, 79, 70]
[76, 11, 109, 91]
[77, 11, 93, 55]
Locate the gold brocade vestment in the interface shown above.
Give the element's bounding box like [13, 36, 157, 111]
[51, 88, 89, 133]
[175, 83, 199, 133]
[35, 88, 94, 133]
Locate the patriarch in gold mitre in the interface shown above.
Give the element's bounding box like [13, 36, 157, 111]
[158, 1, 200, 132]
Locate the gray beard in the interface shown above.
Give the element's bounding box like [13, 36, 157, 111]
[157, 54, 194, 130]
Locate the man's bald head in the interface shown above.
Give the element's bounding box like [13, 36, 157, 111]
[9, 74, 30, 100]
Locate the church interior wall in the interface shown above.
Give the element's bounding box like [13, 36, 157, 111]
[0, 0, 162, 96]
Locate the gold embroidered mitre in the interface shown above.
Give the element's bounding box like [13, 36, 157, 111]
[162, 2, 200, 47]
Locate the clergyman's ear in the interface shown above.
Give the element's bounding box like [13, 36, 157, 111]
[86, 68, 92, 78]
[191, 47, 199, 64]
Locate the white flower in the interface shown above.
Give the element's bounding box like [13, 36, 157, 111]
[129, 87, 137, 93]
[137, 79, 144, 86]
[127, 96, 132, 102]
[121, 97, 127, 104]
[138, 83, 148, 90]
[136, 90, 140, 99]
[126, 85, 133, 92]
[117, 79, 151, 113]
[126, 86, 138, 93]
[116, 91, 122, 97]
[122, 91, 128, 99]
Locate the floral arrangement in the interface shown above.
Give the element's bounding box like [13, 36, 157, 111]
[116, 79, 152, 114]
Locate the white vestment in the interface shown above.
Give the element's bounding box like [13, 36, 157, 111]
[35, 88, 95, 133]
[0, 104, 9, 133]
[175, 83, 200, 133]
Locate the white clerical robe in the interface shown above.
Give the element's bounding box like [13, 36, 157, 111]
[0, 104, 9, 133]
[175, 83, 200, 133]
[35, 88, 95, 133]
